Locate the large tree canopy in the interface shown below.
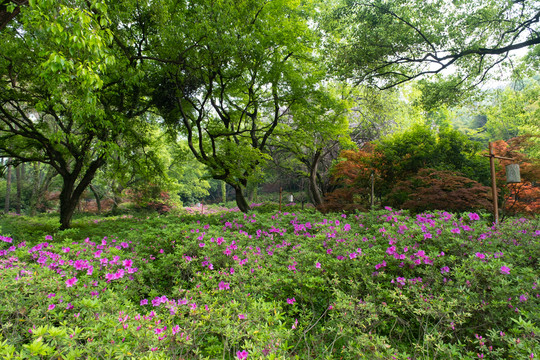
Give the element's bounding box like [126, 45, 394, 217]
[326, 0, 540, 94]
[148, 0, 324, 212]
[0, 0, 150, 228]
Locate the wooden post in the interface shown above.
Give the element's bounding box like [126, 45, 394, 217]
[488, 142, 499, 224]
[483, 142, 514, 224]
[370, 172, 375, 209]
[279, 187, 282, 212]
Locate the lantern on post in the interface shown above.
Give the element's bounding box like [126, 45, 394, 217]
[505, 164, 521, 184]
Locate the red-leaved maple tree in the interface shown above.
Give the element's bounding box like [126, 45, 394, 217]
[491, 136, 540, 218]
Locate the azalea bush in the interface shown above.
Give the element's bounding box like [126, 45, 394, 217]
[0, 208, 538, 359]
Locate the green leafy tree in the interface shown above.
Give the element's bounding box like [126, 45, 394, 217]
[325, 0, 540, 98]
[149, 0, 324, 212]
[0, 0, 150, 228]
[269, 83, 353, 206]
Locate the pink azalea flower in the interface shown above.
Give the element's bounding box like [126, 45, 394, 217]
[315, 262, 321, 268]
[65, 277, 78, 287]
[468, 212, 480, 221]
[237, 350, 248, 359]
[500, 266, 511, 275]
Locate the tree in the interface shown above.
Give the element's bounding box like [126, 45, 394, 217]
[0, 0, 150, 228]
[325, 0, 540, 96]
[492, 136, 540, 218]
[149, 0, 323, 212]
[325, 123, 491, 210]
[269, 83, 353, 206]
[387, 168, 492, 213]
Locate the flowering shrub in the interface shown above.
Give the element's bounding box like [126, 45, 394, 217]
[0, 209, 539, 359]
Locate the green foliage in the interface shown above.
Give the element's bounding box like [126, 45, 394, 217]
[324, 0, 539, 99]
[1, 209, 539, 359]
[326, 123, 492, 211]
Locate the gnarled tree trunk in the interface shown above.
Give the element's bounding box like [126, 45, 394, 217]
[233, 184, 250, 213]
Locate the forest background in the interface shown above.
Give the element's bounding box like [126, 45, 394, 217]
[0, 0, 539, 228]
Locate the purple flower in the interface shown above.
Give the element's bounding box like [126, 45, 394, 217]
[218, 281, 230, 290]
[475, 252, 485, 259]
[315, 262, 321, 268]
[140, 299, 148, 306]
[286, 298, 296, 304]
[48, 304, 55, 311]
[238, 314, 246, 319]
[500, 266, 511, 275]
[65, 277, 78, 288]
[123, 259, 133, 267]
[451, 228, 461, 234]
[199, 243, 205, 248]
[440, 266, 450, 274]
[237, 350, 248, 359]
[468, 212, 480, 221]
[45, 235, 53, 241]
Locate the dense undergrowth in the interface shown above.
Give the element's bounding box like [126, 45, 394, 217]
[0, 207, 538, 359]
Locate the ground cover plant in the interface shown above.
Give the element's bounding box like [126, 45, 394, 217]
[0, 208, 538, 359]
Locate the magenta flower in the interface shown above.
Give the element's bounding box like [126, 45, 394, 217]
[65, 277, 78, 287]
[475, 252, 485, 259]
[172, 325, 180, 335]
[286, 298, 296, 304]
[451, 228, 461, 234]
[140, 299, 148, 306]
[218, 281, 230, 290]
[199, 243, 205, 248]
[238, 314, 246, 320]
[500, 266, 511, 275]
[440, 266, 450, 274]
[45, 235, 53, 240]
[123, 259, 133, 267]
[315, 262, 321, 268]
[48, 304, 55, 310]
[468, 212, 480, 221]
[236, 350, 248, 359]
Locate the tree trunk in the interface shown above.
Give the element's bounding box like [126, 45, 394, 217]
[309, 150, 323, 206]
[221, 181, 227, 204]
[4, 159, 11, 213]
[233, 184, 250, 213]
[59, 177, 77, 230]
[59, 158, 105, 230]
[15, 165, 22, 214]
[89, 184, 101, 214]
[30, 163, 39, 216]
